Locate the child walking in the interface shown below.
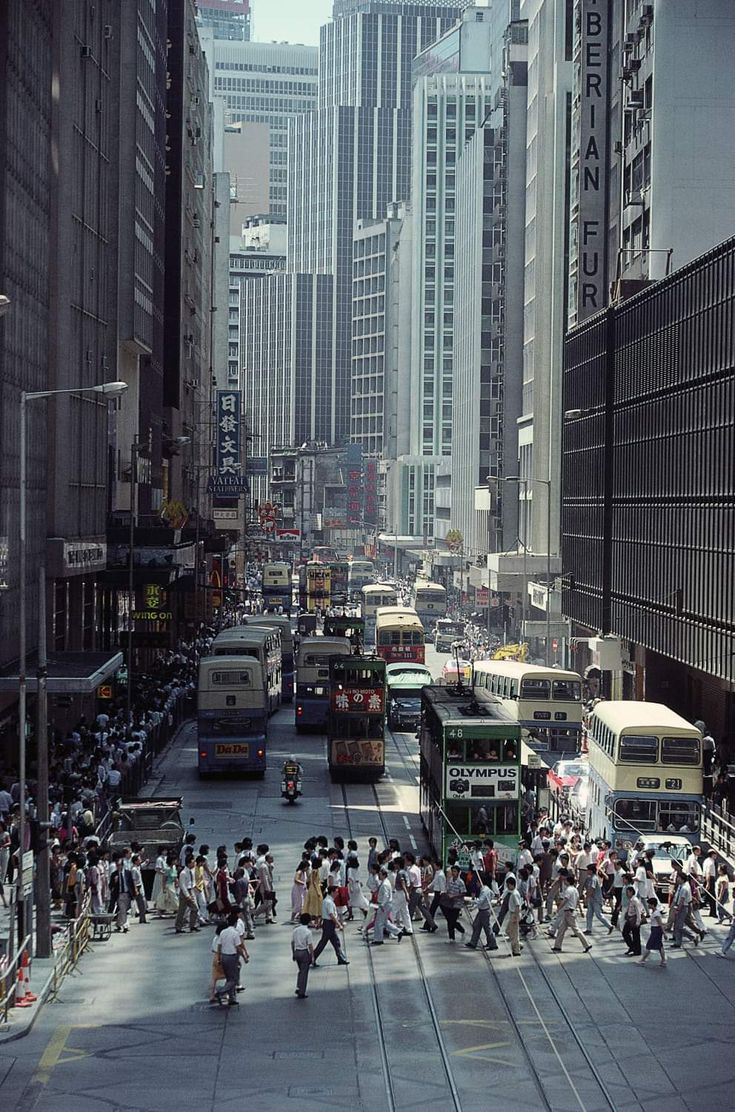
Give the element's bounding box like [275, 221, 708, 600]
[638, 898, 666, 967]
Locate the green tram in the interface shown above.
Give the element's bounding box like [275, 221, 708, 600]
[327, 655, 386, 781]
[419, 685, 522, 867]
[323, 614, 365, 652]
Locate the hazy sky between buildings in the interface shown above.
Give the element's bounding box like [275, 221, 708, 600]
[253, 0, 335, 46]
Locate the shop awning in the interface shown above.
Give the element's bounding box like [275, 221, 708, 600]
[0, 651, 124, 695]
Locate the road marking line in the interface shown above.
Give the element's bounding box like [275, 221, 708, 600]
[409, 835, 417, 849]
[402, 815, 411, 829]
[33, 1024, 93, 1086]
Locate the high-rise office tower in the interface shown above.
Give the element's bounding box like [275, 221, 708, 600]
[393, 7, 494, 539]
[198, 32, 318, 218]
[197, 0, 252, 42]
[289, 0, 465, 445]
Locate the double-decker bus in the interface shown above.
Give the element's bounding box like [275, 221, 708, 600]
[411, 579, 447, 635]
[360, 583, 398, 646]
[585, 701, 703, 844]
[261, 562, 292, 612]
[197, 657, 267, 776]
[242, 615, 295, 703]
[327, 656, 386, 780]
[298, 562, 331, 612]
[329, 561, 350, 606]
[348, 558, 375, 598]
[419, 685, 522, 867]
[375, 606, 425, 665]
[212, 626, 282, 714]
[322, 614, 365, 652]
[294, 636, 351, 731]
[434, 617, 465, 653]
[472, 661, 583, 757]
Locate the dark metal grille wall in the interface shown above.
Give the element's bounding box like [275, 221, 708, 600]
[562, 236, 735, 687]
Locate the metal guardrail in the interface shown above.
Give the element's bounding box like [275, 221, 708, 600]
[701, 802, 735, 865]
[46, 895, 92, 1002]
[0, 932, 32, 1027]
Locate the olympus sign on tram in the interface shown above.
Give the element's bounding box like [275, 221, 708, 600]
[445, 765, 520, 800]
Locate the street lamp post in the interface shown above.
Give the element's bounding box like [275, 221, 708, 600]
[18, 379, 128, 945]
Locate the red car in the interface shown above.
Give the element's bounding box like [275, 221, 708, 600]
[547, 759, 587, 796]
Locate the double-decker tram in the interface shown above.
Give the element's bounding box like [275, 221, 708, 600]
[212, 626, 282, 714]
[298, 562, 331, 612]
[585, 701, 703, 844]
[472, 660, 583, 757]
[360, 583, 398, 646]
[261, 561, 292, 612]
[375, 606, 425, 665]
[327, 656, 386, 780]
[419, 685, 522, 866]
[348, 558, 375, 598]
[242, 615, 294, 703]
[411, 579, 447, 635]
[328, 561, 350, 606]
[294, 636, 351, 732]
[322, 614, 365, 652]
[197, 657, 267, 776]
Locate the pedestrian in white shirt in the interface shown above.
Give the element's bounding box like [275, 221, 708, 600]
[702, 850, 718, 917]
[551, 878, 592, 954]
[292, 913, 315, 998]
[312, 886, 350, 965]
[216, 911, 249, 1006]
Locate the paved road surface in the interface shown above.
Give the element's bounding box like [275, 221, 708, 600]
[1, 646, 734, 1111]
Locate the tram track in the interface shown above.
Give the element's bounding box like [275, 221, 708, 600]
[384, 725, 616, 1112]
[339, 777, 463, 1112]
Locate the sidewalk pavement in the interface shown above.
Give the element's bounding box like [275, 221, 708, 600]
[0, 715, 194, 1044]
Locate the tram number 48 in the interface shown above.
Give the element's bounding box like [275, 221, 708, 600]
[447, 728, 464, 738]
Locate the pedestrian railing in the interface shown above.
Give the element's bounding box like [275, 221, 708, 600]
[0, 933, 32, 1028]
[701, 802, 735, 866]
[47, 895, 92, 1001]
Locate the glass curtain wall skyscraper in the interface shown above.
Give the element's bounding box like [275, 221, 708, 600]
[288, 1, 464, 445]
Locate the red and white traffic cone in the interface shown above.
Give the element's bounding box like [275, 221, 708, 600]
[15, 950, 37, 1007]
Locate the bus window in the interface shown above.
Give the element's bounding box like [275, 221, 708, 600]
[618, 735, 658, 763]
[659, 801, 699, 832]
[446, 739, 465, 761]
[661, 736, 700, 766]
[413, 631, 424, 645]
[520, 678, 550, 699]
[614, 798, 656, 830]
[552, 679, 582, 701]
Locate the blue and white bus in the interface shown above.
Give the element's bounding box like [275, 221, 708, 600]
[295, 636, 351, 732]
[585, 701, 703, 844]
[212, 626, 282, 714]
[197, 657, 267, 776]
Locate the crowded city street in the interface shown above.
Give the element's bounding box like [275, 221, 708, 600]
[1, 646, 733, 1112]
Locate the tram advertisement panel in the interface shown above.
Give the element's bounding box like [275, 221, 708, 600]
[330, 738, 385, 767]
[331, 688, 384, 714]
[445, 764, 520, 800]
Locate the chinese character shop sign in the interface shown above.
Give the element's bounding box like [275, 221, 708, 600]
[344, 444, 364, 526]
[208, 390, 248, 495]
[330, 688, 385, 714]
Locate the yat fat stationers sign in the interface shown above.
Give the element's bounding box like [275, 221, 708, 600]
[445, 764, 520, 801]
[208, 390, 248, 496]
